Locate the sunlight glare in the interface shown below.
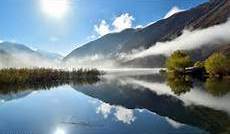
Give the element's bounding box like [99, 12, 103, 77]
[54, 128, 65, 134]
[41, 0, 69, 19]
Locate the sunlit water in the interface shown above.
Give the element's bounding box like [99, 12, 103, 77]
[0, 70, 229, 134]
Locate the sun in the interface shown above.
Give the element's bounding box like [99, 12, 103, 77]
[41, 0, 69, 19]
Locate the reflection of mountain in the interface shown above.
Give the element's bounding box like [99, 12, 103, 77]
[0, 42, 62, 68]
[0, 90, 32, 104]
[65, 0, 230, 67]
[72, 75, 230, 134]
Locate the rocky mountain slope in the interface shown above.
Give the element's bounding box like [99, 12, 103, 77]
[64, 0, 230, 68]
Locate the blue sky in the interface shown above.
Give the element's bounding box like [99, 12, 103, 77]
[0, 0, 207, 55]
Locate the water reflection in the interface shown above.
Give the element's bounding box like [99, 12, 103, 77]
[165, 117, 185, 129]
[0, 77, 100, 95]
[0, 70, 229, 134]
[54, 128, 66, 134]
[96, 102, 136, 124]
[96, 102, 112, 119]
[72, 72, 230, 134]
[205, 78, 230, 96]
[166, 72, 192, 95]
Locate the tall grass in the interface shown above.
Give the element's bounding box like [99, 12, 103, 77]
[0, 68, 101, 93]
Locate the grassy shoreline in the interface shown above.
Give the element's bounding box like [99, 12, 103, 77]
[0, 68, 101, 92]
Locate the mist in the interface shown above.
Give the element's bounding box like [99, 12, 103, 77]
[0, 52, 62, 69]
[1, 19, 230, 70]
[124, 19, 230, 61]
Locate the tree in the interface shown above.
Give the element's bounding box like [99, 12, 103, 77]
[166, 50, 193, 71]
[204, 53, 229, 77]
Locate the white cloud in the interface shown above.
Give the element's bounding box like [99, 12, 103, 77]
[164, 6, 184, 19]
[94, 20, 111, 36]
[94, 13, 135, 36]
[112, 13, 134, 32]
[0, 40, 3, 43]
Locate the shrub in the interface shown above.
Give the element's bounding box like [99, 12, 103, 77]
[204, 53, 229, 77]
[166, 50, 193, 71]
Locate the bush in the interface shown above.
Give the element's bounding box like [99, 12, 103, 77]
[204, 53, 229, 77]
[166, 50, 193, 71]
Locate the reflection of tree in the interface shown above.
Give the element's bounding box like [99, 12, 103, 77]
[205, 78, 230, 96]
[0, 77, 100, 95]
[166, 72, 192, 95]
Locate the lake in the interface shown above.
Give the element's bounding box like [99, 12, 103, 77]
[0, 69, 229, 134]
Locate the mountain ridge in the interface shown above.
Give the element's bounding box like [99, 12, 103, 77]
[0, 42, 63, 68]
[64, 0, 230, 67]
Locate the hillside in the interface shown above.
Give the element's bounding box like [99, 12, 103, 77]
[0, 42, 62, 68]
[64, 0, 230, 68]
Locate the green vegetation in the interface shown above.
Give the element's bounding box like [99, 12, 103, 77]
[0, 68, 101, 93]
[166, 50, 193, 72]
[166, 51, 229, 78]
[165, 51, 230, 96]
[205, 78, 230, 96]
[204, 53, 230, 77]
[166, 72, 192, 95]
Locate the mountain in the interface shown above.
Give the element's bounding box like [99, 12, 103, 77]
[36, 49, 63, 61]
[64, 28, 137, 59]
[64, 0, 230, 67]
[0, 42, 37, 54]
[0, 42, 62, 68]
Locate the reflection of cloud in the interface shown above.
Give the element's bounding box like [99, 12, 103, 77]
[96, 102, 136, 124]
[114, 106, 136, 124]
[124, 78, 230, 114]
[96, 102, 112, 118]
[165, 117, 184, 128]
[180, 87, 230, 114]
[0, 99, 5, 103]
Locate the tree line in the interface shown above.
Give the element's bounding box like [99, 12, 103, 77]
[166, 50, 230, 78]
[0, 68, 101, 93]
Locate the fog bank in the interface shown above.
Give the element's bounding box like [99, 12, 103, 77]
[124, 19, 230, 61]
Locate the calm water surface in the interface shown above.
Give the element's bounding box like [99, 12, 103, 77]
[0, 70, 229, 134]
